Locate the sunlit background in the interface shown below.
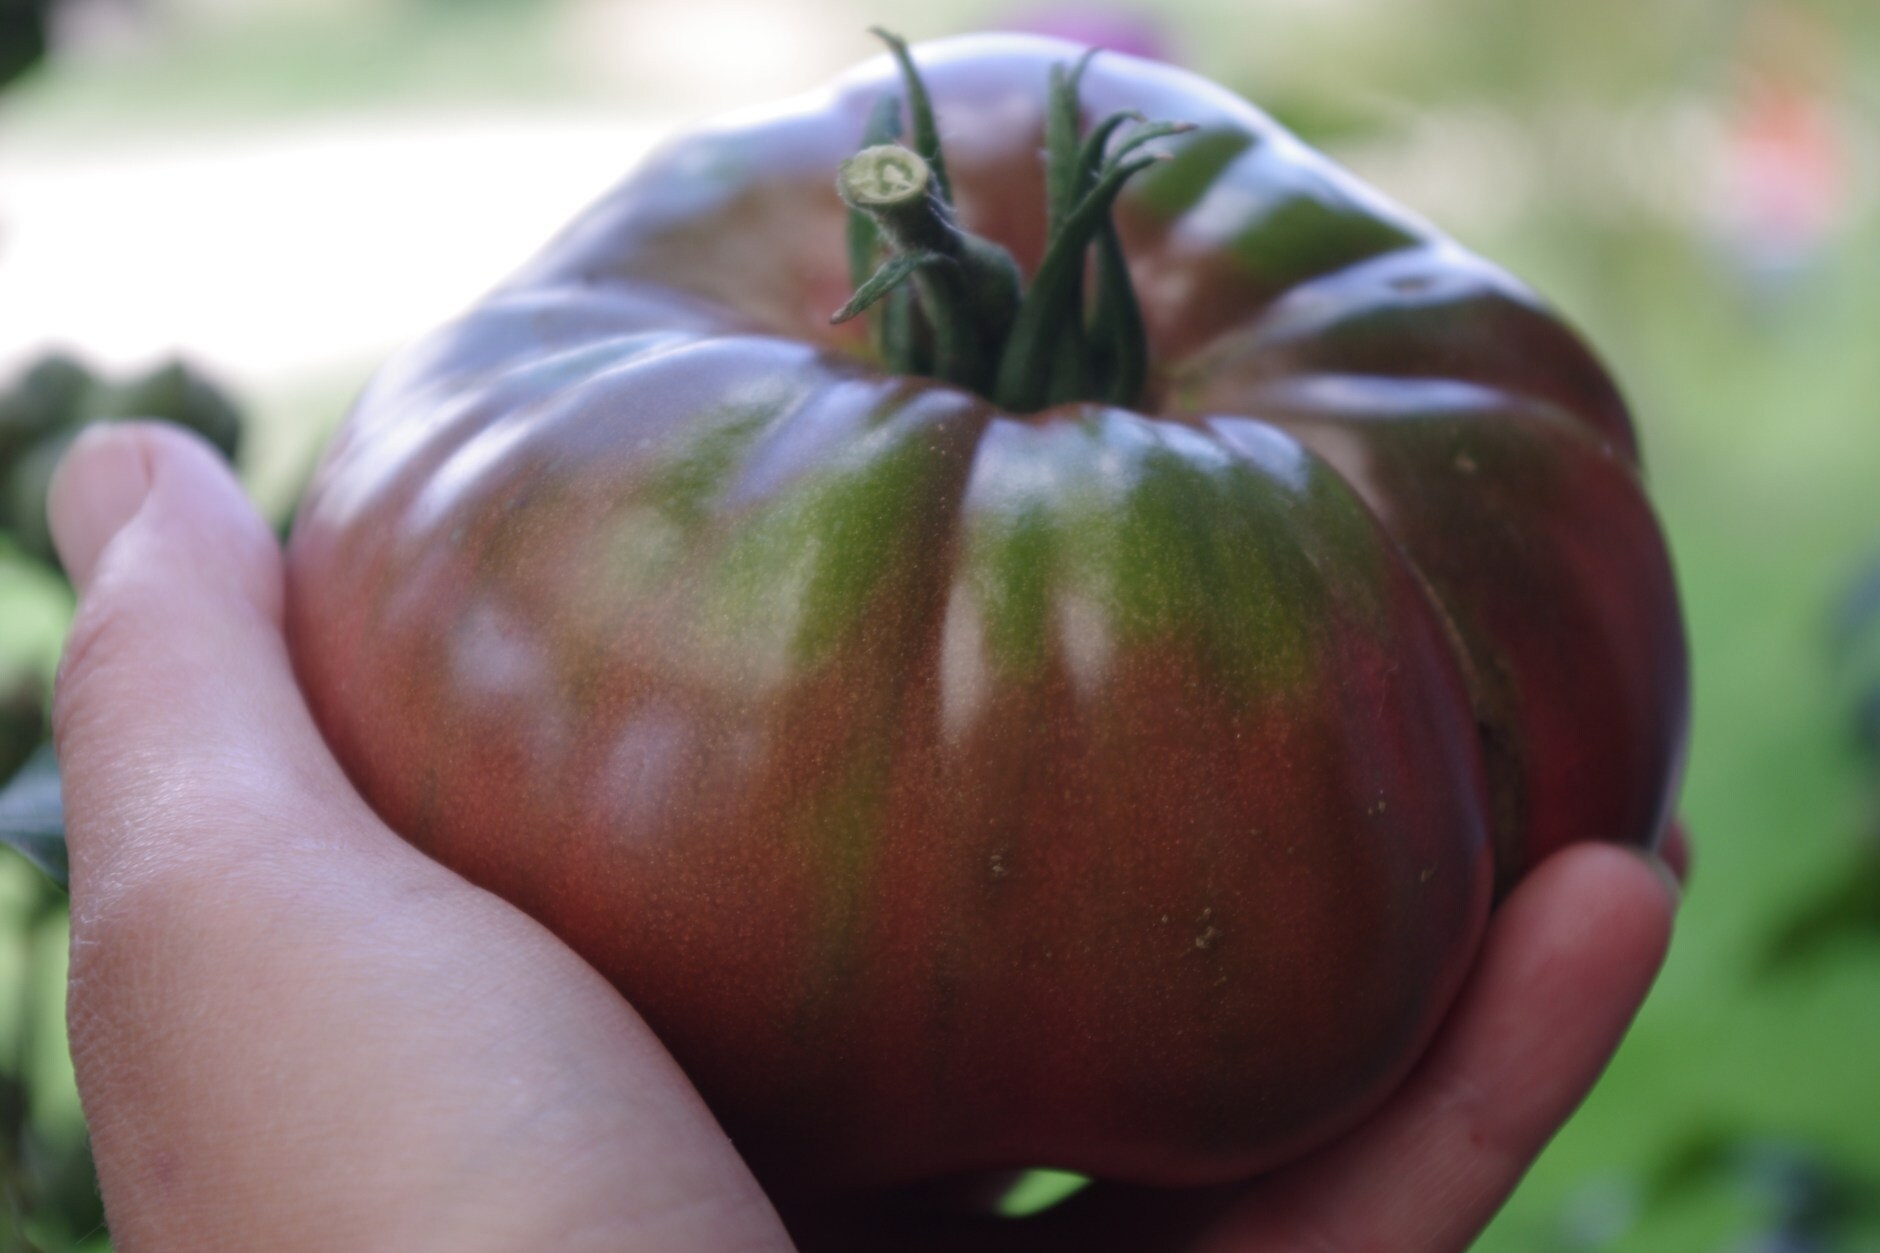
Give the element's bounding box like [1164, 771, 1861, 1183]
[3, 0, 1878, 1248]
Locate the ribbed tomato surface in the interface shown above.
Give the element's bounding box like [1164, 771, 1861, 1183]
[285, 35, 1688, 1190]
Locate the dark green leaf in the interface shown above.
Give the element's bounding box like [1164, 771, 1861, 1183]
[0, 745, 66, 890]
[1044, 51, 1100, 236]
[994, 155, 1158, 412]
[831, 250, 946, 324]
[1108, 119, 1198, 167]
[1090, 220, 1147, 406]
[86, 358, 245, 465]
[1071, 110, 1144, 196]
[0, 0, 53, 91]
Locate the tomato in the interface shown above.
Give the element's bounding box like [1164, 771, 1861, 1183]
[284, 34, 1688, 1192]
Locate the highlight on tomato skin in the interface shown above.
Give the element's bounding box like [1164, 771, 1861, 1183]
[283, 31, 1688, 1194]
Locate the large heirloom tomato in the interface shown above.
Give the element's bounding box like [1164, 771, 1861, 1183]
[285, 35, 1688, 1191]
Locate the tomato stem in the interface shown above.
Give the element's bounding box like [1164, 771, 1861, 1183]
[869, 29, 953, 204]
[845, 93, 920, 372]
[835, 145, 1020, 395]
[835, 33, 1185, 413]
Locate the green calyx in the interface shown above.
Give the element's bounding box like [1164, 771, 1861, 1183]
[834, 31, 1191, 414]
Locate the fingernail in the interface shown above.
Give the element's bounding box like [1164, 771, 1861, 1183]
[49, 425, 154, 593]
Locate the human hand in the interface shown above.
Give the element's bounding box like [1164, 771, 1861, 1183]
[50, 422, 1680, 1252]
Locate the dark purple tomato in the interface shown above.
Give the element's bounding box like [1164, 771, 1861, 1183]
[285, 35, 1687, 1193]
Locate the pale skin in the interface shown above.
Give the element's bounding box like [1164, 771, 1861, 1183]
[49, 422, 1684, 1252]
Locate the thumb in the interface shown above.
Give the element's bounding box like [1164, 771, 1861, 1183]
[46, 423, 793, 1252]
[45, 420, 162, 595]
[48, 420, 368, 894]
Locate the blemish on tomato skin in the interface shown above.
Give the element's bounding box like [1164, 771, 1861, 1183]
[1187, 906, 1221, 954]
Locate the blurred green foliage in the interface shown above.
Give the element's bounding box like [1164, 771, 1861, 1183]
[0, 344, 247, 1248]
[0, 0, 52, 91]
[0, 355, 243, 570]
[2, 1, 1878, 1249]
[0, 854, 96, 1253]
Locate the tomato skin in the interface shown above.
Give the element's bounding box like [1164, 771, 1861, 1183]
[285, 36, 1686, 1190]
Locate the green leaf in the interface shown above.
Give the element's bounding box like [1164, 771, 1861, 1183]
[1071, 111, 1141, 199]
[0, 0, 53, 92]
[0, 746, 67, 890]
[831, 250, 947, 325]
[993, 155, 1159, 413]
[998, 1169, 1093, 1217]
[1090, 219, 1147, 406]
[1044, 51, 1100, 236]
[1107, 119, 1197, 167]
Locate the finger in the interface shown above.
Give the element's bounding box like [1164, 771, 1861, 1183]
[51, 424, 792, 1252]
[1660, 820, 1691, 885]
[1190, 841, 1678, 1253]
[46, 419, 155, 592]
[50, 422, 368, 891]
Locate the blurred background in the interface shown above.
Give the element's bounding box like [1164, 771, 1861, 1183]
[2, 0, 1878, 1248]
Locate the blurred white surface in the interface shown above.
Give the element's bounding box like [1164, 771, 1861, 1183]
[0, 111, 675, 385]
